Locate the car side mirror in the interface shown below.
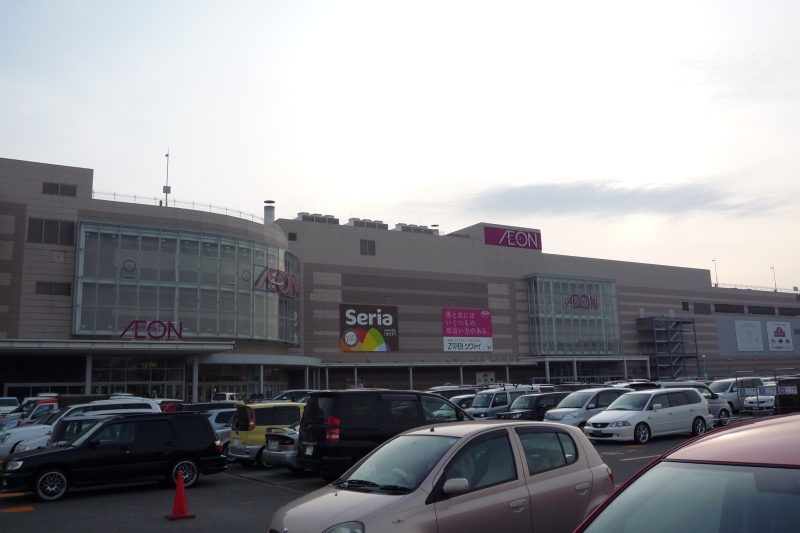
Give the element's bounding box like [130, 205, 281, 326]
[587, 404, 596, 410]
[88, 438, 100, 448]
[653, 404, 662, 411]
[443, 478, 470, 496]
[711, 393, 719, 400]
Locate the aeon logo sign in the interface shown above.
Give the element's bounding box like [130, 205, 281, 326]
[484, 226, 542, 251]
[254, 267, 300, 298]
[564, 294, 599, 310]
[119, 320, 183, 340]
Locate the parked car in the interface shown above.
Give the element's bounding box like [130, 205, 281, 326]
[584, 388, 713, 443]
[14, 413, 117, 453]
[215, 419, 234, 463]
[205, 408, 236, 430]
[742, 394, 775, 415]
[262, 422, 304, 472]
[271, 390, 315, 402]
[611, 381, 659, 391]
[575, 415, 800, 533]
[247, 393, 266, 404]
[774, 375, 800, 414]
[1, 412, 226, 502]
[496, 392, 572, 421]
[466, 385, 543, 419]
[543, 388, 633, 429]
[270, 420, 614, 533]
[211, 392, 243, 403]
[0, 410, 63, 459]
[448, 394, 475, 409]
[658, 381, 731, 426]
[553, 383, 606, 392]
[709, 377, 764, 413]
[153, 399, 183, 411]
[298, 390, 472, 481]
[229, 402, 305, 468]
[0, 398, 19, 416]
[424, 386, 479, 400]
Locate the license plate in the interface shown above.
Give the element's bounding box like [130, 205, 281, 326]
[268, 440, 278, 450]
[305, 445, 314, 455]
[234, 438, 240, 445]
[592, 431, 603, 437]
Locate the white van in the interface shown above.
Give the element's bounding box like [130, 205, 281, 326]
[211, 392, 243, 404]
[708, 377, 764, 413]
[465, 385, 541, 419]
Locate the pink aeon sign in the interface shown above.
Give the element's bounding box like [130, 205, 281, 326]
[484, 226, 542, 250]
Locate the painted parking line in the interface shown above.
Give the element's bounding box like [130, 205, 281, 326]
[1, 506, 34, 513]
[622, 445, 645, 448]
[620, 454, 662, 462]
[0, 493, 26, 498]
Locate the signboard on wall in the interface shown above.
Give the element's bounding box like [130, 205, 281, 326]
[735, 320, 764, 352]
[767, 321, 794, 352]
[484, 226, 542, 251]
[443, 308, 493, 352]
[340, 304, 399, 352]
[477, 371, 496, 385]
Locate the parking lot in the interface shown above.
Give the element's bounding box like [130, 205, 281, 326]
[0, 433, 691, 533]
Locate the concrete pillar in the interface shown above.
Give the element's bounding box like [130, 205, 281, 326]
[646, 361, 651, 380]
[305, 366, 309, 388]
[573, 358, 578, 381]
[85, 354, 92, 394]
[192, 355, 199, 402]
[459, 365, 464, 386]
[545, 360, 551, 382]
[260, 365, 264, 394]
[506, 365, 510, 384]
[409, 366, 414, 390]
[325, 367, 329, 389]
[354, 366, 358, 389]
[623, 358, 628, 380]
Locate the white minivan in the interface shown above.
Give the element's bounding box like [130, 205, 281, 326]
[708, 377, 764, 413]
[466, 385, 541, 419]
[584, 388, 713, 444]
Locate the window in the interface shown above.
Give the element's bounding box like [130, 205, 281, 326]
[35, 282, 72, 296]
[715, 303, 745, 314]
[682, 302, 689, 311]
[668, 392, 690, 406]
[443, 433, 517, 490]
[135, 420, 175, 446]
[515, 430, 577, 475]
[596, 391, 618, 408]
[748, 305, 775, 315]
[650, 394, 670, 409]
[492, 393, 508, 407]
[95, 422, 136, 445]
[778, 307, 800, 316]
[382, 398, 419, 421]
[42, 182, 77, 197]
[421, 397, 457, 422]
[360, 239, 376, 256]
[288, 232, 297, 241]
[342, 394, 378, 421]
[27, 218, 74, 245]
[694, 303, 711, 315]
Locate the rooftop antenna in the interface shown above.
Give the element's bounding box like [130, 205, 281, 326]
[163, 149, 171, 206]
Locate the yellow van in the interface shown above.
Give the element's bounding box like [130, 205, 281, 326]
[228, 402, 304, 467]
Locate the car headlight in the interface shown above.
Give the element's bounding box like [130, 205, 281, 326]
[608, 421, 631, 427]
[15, 443, 30, 452]
[563, 412, 578, 419]
[0, 433, 9, 443]
[5, 460, 23, 471]
[323, 522, 365, 533]
[512, 413, 522, 418]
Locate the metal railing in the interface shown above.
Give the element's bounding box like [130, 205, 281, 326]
[92, 190, 265, 224]
[714, 283, 798, 294]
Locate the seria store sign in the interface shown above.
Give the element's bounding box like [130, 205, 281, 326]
[484, 226, 542, 251]
[120, 320, 183, 340]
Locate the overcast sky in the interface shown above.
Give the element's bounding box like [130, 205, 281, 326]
[2, 1, 799, 290]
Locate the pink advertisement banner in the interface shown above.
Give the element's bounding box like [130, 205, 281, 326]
[442, 308, 492, 337]
[484, 226, 542, 250]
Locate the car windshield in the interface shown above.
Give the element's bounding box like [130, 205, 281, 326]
[0, 399, 18, 407]
[709, 381, 732, 393]
[40, 411, 62, 425]
[340, 435, 459, 491]
[470, 393, 493, 408]
[558, 391, 594, 409]
[65, 420, 107, 447]
[582, 461, 800, 533]
[511, 396, 535, 410]
[606, 394, 649, 411]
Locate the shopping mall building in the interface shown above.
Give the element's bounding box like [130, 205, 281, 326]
[2, 157, 799, 400]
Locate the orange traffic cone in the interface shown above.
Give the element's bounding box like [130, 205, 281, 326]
[165, 470, 196, 521]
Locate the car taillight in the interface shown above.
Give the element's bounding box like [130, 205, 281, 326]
[214, 440, 222, 453]
[606, 466, 614, 485]
[248, 409, 255, 431]
[326, 415, 341, 443]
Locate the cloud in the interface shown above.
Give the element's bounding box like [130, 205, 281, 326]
[466, 179, 777, 218]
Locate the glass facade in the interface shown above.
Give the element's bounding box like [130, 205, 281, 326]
[73, 222, 300, 343]
[527, 275, 620, 356]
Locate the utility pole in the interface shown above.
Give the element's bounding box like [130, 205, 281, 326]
[712, 259, 719, 287]
[163, 149, 171, 206]
[771, 266, 777, 292]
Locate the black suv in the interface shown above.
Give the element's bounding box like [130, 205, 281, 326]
[1, 412, 226, 501]
[495, 391, 572, 421]
[298, 390, 472, 481]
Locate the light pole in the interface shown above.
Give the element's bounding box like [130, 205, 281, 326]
[163, 149, 171, 206]
[774, 367, 794, 415]
[771, 266, 777, 292]
[711, 259, 719, 287]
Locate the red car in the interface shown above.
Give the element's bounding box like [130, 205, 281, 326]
[574, 415, 800, 533]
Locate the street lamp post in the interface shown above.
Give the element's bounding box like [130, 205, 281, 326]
[712, 259, 719, 287]
[771, 266, 777, 292]
[774, 368, 794, 415]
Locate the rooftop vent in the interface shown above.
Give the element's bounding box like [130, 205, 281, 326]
[346, 218, 388, 230]
[295, 212, 339, 224]
[393, 223, 439, 235]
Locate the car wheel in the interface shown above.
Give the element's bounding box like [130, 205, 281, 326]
[257, 448, 274, 470]
[287, 465, 305, 474]
[34, 469, 69, 502]
[170, 458, 199, 488]
[717, 409, 730, 427]
[634, 423, 650, 444]
[691, 417, 707, 437]
[222, 443, 236, 463]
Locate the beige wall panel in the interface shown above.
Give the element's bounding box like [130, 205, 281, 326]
[313, 272, 342, 286]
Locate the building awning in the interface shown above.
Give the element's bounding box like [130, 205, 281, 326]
[0, 339, 236, 357]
